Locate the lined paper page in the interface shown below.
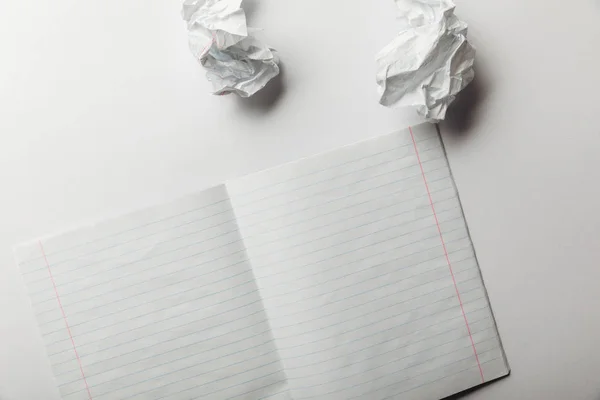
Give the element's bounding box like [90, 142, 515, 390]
[227, 124, 509, 400]
[14, 185, 289, 400]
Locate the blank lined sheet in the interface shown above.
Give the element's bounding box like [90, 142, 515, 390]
[227, 124, 509, 399]
[15, 185, 289, 400]
[14, 123, 507, 400]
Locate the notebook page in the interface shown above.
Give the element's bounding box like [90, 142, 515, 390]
[227, 124, 509, 400]
[14, 185, 289, 400]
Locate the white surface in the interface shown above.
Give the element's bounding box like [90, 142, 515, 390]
[0, 0, 599, 399]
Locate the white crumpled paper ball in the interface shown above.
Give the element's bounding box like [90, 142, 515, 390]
[182, 0, 280, 97]
[376, 0, 475, 121]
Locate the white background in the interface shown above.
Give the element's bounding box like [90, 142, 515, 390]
[1, 0, 600, 399]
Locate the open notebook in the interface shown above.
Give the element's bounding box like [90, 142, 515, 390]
[14, 123, 509, 400]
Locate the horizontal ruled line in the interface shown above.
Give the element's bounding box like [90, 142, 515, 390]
[275, 282, 482, 342]
[251, 209, 461, 271]
[257, 225, 468, 285]
[151, 369, 285, 400]
[284, 304, 491, 362]
[28, 169, 452, 290]
[234, 155, 447, 218]
[48, 282, 259, 346]
[64, 355, 282, 397]
[291, 329, 497, 385]
[48, 250, 468, 333]
[56, 324, 274, 376]
[234, 135, 439, 198]
[55, 255, 478, 376]
[241, 168, 451, 238]
[301, 346, 500, 399]
[243, 181, 455, 250]
[258, 241, 474, 294]
[44, 231, 474, 354]
[59, 272, 484, 377]
[279, 294, 489, 351]
[249, 202, 461, 265]
[48, 297, 267, 356]
[381, 356, 504, 400]
[21, 135, 440, 266]
[271, 266, 479, 328]
[42, 269, 257, 336]
[34, 200, 461, 308]
[261, 253, 474, 303]
[61, 338, 276, 389]
[234, 139, 443, 209]
[23, 207, 234, 279]
[31, 234, 245, 303]
[290, 320, 494, 376]
[28, 159, 453, 291]
[58, 291, 487, 387]
[36, 203, 462, 316]
[35, 255, 249, 319]
[19, 195, 231, 266]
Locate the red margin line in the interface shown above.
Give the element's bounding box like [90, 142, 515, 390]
[39, 241, 93, 399]
[408, 126, 485, 383]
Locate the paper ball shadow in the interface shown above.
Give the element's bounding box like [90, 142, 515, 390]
[243, 0, 260, 24]
[441, 62, 490, 139]
[229, 0, 285, 113]
[235, 62, 286, 113]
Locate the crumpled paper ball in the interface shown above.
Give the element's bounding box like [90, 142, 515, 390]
[182, 0, 280, 97]
[376, 0, 476, 121]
